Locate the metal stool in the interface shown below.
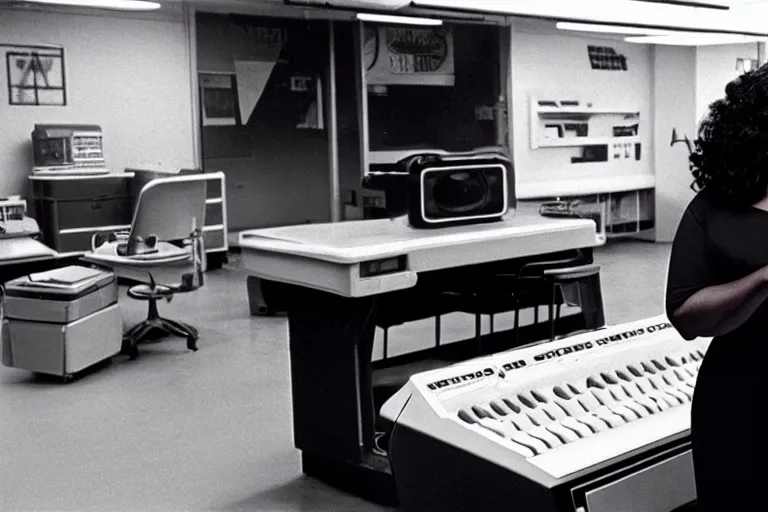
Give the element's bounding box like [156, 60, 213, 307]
[542, 263, 605, 341]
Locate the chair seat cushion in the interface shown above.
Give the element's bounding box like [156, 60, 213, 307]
[127, 283, 175, 299]
[85, 241, 191, 268]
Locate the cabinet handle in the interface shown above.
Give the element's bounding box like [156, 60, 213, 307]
[91, 203, 103, 210]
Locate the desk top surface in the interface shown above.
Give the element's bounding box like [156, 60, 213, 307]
[239, 208, 597, 265]
[0, 237, 58, 265]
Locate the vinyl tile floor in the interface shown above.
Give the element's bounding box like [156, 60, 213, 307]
[0, 238, 671, 512]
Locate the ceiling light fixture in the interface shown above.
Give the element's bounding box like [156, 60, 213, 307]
[628, 0, 742, 9]
[286, 0, 409, 9]
[22, 0, 161, 10]
[355, 12, 443, 25]
[409, 0, 768, 37]
[625, 32, 767, 44]
[556, 21, 679, 36]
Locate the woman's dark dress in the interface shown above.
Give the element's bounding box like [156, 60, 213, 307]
[666, 189, 761, 510]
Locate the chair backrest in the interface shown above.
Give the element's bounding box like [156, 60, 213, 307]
[128, 174, 208, 254]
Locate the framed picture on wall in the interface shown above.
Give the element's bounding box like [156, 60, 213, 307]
[200, 72, 238, 126]
[2, 44, 66, 106]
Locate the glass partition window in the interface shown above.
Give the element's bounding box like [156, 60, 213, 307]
[362, 23, 504, 166]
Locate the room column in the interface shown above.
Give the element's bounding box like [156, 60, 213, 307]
[327, 20, 341, 222]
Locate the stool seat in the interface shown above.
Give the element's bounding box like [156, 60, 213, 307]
[127, 284, 174, 300]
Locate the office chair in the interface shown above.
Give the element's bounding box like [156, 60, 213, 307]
[81, 174, 208, 359]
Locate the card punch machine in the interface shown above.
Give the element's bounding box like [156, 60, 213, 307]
[1, 265, 123, 382]
[31, 124, 109, 175]
[394, 150, 513, 229]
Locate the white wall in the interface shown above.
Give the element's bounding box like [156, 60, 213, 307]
[510, 19, 654, 194]
[651, 43, 757, 243]
[0, 7, 196, 196]
[652, 45, 698, 243]
[696, 42, 758, 122]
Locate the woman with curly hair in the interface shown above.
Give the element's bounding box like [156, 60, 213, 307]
[666, 67, 767, 510]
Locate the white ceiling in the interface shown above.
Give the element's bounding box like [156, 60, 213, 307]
[3, 0, 768, 37]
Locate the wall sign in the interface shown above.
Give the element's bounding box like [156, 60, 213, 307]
[587, 45, 628, 71]
[386, 27, 449, 74]
[365, 25, 455, 86]
[1, 44, 66, 106]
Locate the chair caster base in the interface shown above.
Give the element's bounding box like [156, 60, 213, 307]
[122, 316, 199, 358]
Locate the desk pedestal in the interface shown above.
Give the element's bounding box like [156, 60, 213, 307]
[263, 281, 396, 503]
[261, 248, 601, 506]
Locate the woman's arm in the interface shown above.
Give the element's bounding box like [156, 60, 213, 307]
[671, 264, 768, 340]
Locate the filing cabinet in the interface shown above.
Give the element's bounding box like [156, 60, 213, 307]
[28, 174, 135, 254]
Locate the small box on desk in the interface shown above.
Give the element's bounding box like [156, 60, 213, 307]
[1, 266, 122, 379]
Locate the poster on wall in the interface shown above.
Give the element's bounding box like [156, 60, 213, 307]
[199, 73, 238, 126]
[232, 25, 286, 125]
[1, 44, 66, 106]
[365, 25, 455, 86]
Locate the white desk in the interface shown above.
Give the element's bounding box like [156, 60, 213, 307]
[239, 211, 598, 298]
[0, 237, 57, 264]
[0, 237, 74, 289]
[238, 210, 601, 505]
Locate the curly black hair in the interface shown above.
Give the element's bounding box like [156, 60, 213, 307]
[690, 63, 768, 207]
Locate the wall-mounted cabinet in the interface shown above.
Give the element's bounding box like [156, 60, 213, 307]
[530, 97, 641, 158]
[522, 187, 655, 241]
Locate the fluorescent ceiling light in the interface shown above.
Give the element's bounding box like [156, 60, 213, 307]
[22, 0, 161, 10]
[625, 33, 767, 44]
[356, 12, 443, 25]
[629, 0, 762, 9]
[556, 21, 678, 35]
[410, 0, 768, 36]
[286, 0, 409, 8]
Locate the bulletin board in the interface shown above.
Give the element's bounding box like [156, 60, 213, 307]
[200, 72, 238, 126]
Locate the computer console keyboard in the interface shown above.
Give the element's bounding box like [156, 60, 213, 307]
[381, 315, 709, 512]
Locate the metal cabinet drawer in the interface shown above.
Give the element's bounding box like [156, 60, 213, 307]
[30, 176, 131, 200]
[56, 230, 99, 253]
[56, 198, 134, 230]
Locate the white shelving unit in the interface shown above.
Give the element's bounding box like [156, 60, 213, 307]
[537, 136, 641, 148]
[524, 96, 653, 239]
[530, 96, 640, 150]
